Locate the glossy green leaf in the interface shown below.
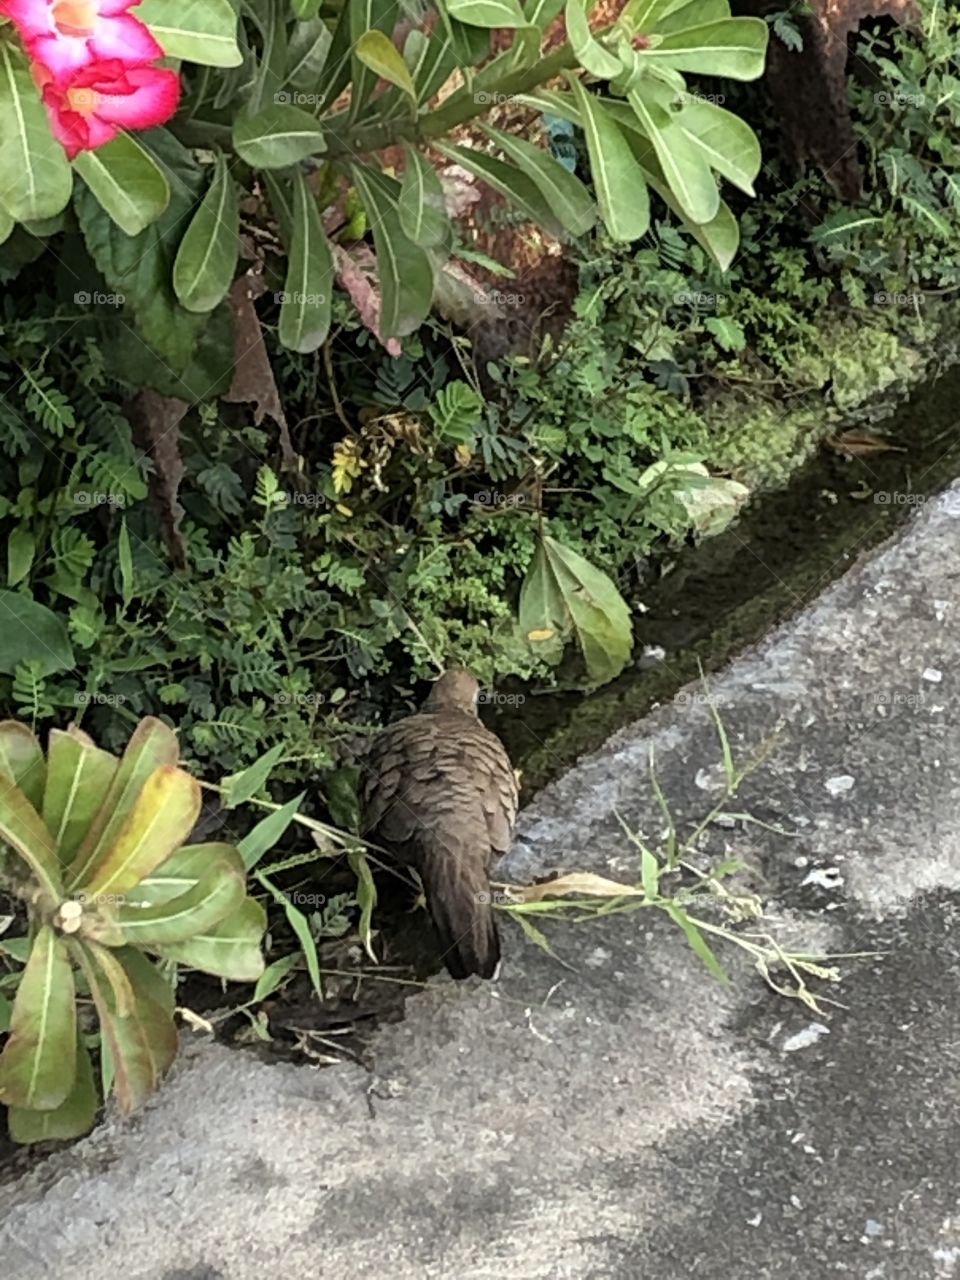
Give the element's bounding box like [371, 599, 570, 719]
[73, 132, 171, 236]
[566, 75, 649, 241]
[278, 170, 333, 353]
[0, 42, 72, 223]
[233, 105, 326, 168]
[0, 590, 74, 676]
[526, 0, 565, 30]
[67, 717, 180, 890]
[639, 17, 768, 80]
[117, 858, 245, 945]
[237, 794, 304, 871]
[173, 153, 239, 313]
[627, 87, 719, 224]
[519, 535, 633, 684]
[79, 766, 202, 898]
[351, 165, 434, 339]
[0, 775, 61, 900]
[446, 0, 526, 26]
[434, 142, 566, 239]
[137, 0, 243, 67]
[8, 1030, 97, 1144]
[151, 898, 267, 982]
[0, 927, 76, 1112]
[480, 126, 597, 236]
[78, 942, 178, 1115]
[398, 143, 450, 248]
[356, 30, 417, 99]
[0, 721, 46, 813]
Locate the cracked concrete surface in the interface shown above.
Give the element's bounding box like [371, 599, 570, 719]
[3, 485, 960, 1280]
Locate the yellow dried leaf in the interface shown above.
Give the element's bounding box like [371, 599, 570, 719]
[508, 872, 644, 902]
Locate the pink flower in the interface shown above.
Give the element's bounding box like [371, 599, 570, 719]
[1, 0, 162, 82]
[35, 57, 181, 158]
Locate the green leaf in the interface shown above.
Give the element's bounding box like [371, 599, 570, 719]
[8, 1030, 97, 1144]
[258, 872, 321, 995]
[173, 153, 239, 313]
[479, 126, 597, 235]
[435, 141, 567, 239]
[0, 721, 46, 812]
[446, 0, 527, 26]
[221, 743, 284, 810]
[150, 897, 267, 982]
[0, 927, 76, 1112]
[566, 75, 649, 241]
[77, 942, 178, 1115]
[0, 590, 74, 676]
[519, 535, 633, 684]
[137, 0, 242, 67]
[565, 0, 622, 78]
[704, 314, 746, 352]
[351, 165, 434, 339]
[73, 129, 211, 374]
[0, 204, 13, 246]
[278, 170, 334, 354]
[809, 209, 883, 244]
[66, 717, 181, 890]
[72, 132, 172, 236]
[287, 18, 332, 89]
[627, 86, 719, 224]
[0, 775, 62, 901]
[356, 30, 417, 99]
[664, 904, 729, 983]
[632, 81, 761, 196]
[7, 527, 35, 588]
[233, 105, 327, 168]
[79, 766, 202, 898]
[117, 518, 135, 605]
[639, 17, 768, 80]
[43, 728, 120, 866]
[117, 857, 245, 945]
[124, 841, 244, 905]
[0, 41, 72, 223]
[253, 952, 300, 1002]
[349, 0, 403, 118]
[398, 143, 450, 248]
[348, 848, 378, 962]
[237, 794, 304, 871]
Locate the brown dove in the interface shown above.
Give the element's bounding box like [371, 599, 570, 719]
[361, 669, 518, 979]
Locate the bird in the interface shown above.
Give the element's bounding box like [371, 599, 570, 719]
[361, 669, 518, 980]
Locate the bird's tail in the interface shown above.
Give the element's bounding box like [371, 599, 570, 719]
[417, 835, 500, 980]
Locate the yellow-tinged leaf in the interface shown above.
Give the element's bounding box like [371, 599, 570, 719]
[527, 628, 556, 643]
[0, 721, 46, 812]
[0, 926, 77, 1112]
[506, 872, 644, 902]
[67, 716, 179, 890]
[79, 766, 202, 897]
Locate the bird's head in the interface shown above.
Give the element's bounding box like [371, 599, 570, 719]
[422, 668, 480, 716]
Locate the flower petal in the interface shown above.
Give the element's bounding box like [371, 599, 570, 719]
[89, 13, 162, 65]
[28, 30, 93, 80]
[91, 63, 180, 130]
[1, 0, 55, 39]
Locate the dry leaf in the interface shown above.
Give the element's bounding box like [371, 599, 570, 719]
[334, 244, 403, 357]
[223, 273, 299, 471]
[137, 389, 189, 570]
[505, 872, 644, 903]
